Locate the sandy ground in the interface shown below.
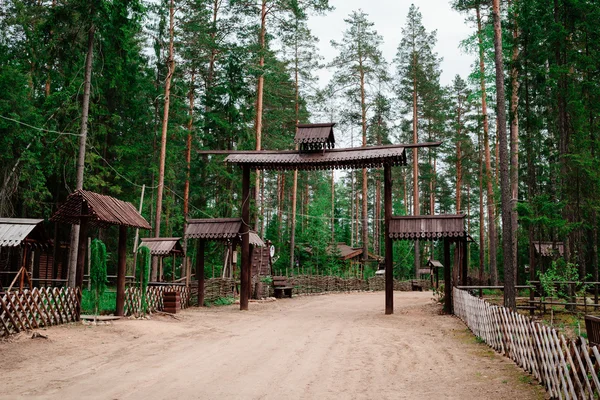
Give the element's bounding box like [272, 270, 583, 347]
[0, 291, 546, 400]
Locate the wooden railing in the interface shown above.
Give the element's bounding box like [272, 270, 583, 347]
[124, 285, 190, 316]
[0, 287, 80, 337]
[454, 287, 600, 399]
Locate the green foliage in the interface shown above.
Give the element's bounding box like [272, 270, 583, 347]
[205, 296, 235, 307]
[90, 239, 108, 316]
[136, 245, 151, 315]
[538, 260, 590, 300]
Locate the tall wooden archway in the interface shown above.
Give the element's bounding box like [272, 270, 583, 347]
[207, 127, 442, 313]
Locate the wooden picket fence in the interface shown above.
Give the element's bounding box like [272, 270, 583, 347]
[0, 287, 80, 337]
[454, 288, 600, 399]
[124, 285, 190, 316]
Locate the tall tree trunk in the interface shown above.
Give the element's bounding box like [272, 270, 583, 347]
[359, 64, 368, 263]
[375, 115, 382, 256]
[492, 0, 515, 309]
[478, 107, 485, 285]
[183, 72, 195, 283]
[152, 0, 175, 281]
[412, 51, 420, 275]
[67, 24, 95, 287]
[477, 5, 498, 286]
[254, 0, 267, 232]
[290, 24, 300, 270]
[509, 0, 520, 284]
[524, 44, 537, 290]
[456, 87, 463, 213]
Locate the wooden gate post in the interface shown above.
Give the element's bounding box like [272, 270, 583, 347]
[461, 238, 468, 286]
[241, 166, 250, 311]
[197, 239, 205, 307]
[75, 214, 88, 289]
[384, 164, 393, 315]
[116, 225, 127, 316]
[444, 238, 452, 314]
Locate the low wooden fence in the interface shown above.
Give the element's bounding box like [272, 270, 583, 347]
[124, 285, 190, 316]
[0, 287, 80, 337]
[454, 287, 600, 399]
[289, 275, 432, 294]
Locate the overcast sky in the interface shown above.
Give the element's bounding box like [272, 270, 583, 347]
[307, 0, 474, 88]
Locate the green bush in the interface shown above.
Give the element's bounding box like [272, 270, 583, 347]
[205, 296, 235, 307]
[136, 246, 151, 315]
[81, 289, 116, 314]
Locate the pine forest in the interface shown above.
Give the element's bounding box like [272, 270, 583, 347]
[1, 0, 599, 309]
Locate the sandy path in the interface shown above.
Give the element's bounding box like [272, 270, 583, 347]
[0, 292, 545, 399]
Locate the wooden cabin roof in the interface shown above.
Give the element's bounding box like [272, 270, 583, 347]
[534, 241, 564, 257]
[389, 214, 467, 241]
[50, 190, 150, 229]
[139, 237, 184, 256]
[295, 123, 336, 150]
[0, 218, 48, 247]
[185, 218, 265, 247]
[224, 145, 409, 171]
[426, 259, 444, 268]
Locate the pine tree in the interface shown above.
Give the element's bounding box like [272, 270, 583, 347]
[395, 4, 441, 275]
[330, 9, 385, 262]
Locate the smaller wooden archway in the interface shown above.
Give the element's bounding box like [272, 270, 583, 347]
[51, 189, 151, 316]
[185, 218, 265, 306]
[389, 214, 468, 314]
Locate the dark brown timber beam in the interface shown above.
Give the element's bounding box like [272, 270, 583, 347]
[384, 164, 393, 315]
[196, 142, 442, 155]
[197, 239, 205, 307]
[240, 166, 250, 311]
[444, 238, 452, 314]
[115, 225, 127, 316]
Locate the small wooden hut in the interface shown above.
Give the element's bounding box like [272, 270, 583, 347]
[426, 259, 443, 288]
[51, 189, 151, 316]
[0, 218, 53, 291]
[139, 237, 185, 282]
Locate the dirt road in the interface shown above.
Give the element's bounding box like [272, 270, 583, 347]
[1, 292, 545, 399]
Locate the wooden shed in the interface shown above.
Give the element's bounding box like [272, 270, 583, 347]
[0, 218, 58, 290]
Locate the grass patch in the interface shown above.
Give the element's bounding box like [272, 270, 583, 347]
[81, 289, 116, 315]
[204, 296, 235, 307]
[519, 375, 533, 384]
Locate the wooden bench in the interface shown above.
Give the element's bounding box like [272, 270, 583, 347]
[272, 276, 293, 299]
[585, 315, 600, 346]
[411, 280, 423, 292]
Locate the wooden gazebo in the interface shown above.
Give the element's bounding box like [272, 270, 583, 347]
[139, 237, 185, 281]
[184, 218, 265, 306]
[207, 122, 440, 314]
[51, 189, 151, 316]
[389, 214, 468, 313]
